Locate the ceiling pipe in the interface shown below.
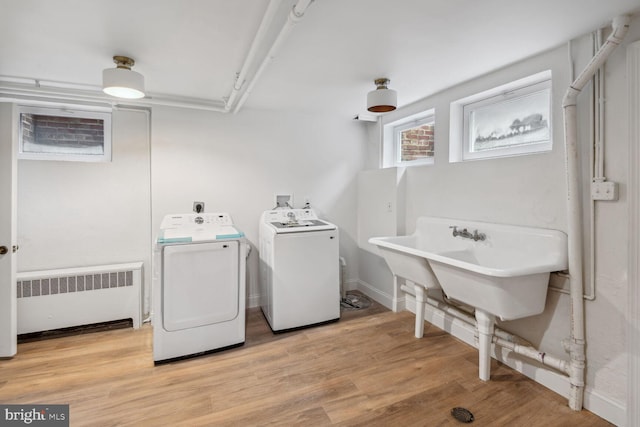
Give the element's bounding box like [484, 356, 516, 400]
[0, 79, 114, 106]
[144, 94, 227, 112]
[561, 14, 630, 411]
[0, 79, 229, 112]
[1, 1, 315, 114]
[224, 0, 280, 112]
[232, 0, 315, 113]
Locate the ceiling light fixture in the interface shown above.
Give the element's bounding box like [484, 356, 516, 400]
[102, 56, 145, 99]
[367, 78, 397, 113]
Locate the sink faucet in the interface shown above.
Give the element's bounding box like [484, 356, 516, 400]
[449, 226, 486, 242]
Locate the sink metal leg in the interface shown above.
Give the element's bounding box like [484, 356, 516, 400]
[414, 284, 426, 338]
[475, 309, 496, 381]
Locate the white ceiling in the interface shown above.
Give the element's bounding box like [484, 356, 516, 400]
[1, 0, 639, 116]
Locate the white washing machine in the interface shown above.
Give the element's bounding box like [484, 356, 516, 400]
[259, 209, 340, 332]
[153, 213, 247, 363]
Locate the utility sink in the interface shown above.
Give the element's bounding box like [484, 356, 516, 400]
[370, 216, 568, 381]
[370, 216, 568, 321]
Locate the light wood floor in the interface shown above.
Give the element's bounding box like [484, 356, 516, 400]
[0, 300, 611, 426]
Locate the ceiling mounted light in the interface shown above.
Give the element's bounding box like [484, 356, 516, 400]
[367, 78, 397, 113]
[102, 56, 145, 99]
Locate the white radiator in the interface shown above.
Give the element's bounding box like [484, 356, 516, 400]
[16, 262, 143, 334]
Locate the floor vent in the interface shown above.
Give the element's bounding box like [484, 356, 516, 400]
[451, 407, 474, 423]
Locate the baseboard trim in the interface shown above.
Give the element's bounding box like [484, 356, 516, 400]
[247, 294, 260, 309]
[355, 279, 401, 310]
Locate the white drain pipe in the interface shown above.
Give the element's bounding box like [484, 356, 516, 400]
[562, 14, 630, 411]
[339, 256, 347, 300]
[403, 285, 572, 376]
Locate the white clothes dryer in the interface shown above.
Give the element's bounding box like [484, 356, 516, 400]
[153, 213, 247, 363]
[259, 209, 340, 332]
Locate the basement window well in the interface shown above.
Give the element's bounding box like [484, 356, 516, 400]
[382, 109, 435, 168]
[18, 106, 112, 162]
[449, 70, 552, 162]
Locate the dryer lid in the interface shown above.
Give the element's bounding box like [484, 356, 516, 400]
[157, 213, 244, 243]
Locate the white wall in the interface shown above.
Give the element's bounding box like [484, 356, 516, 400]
[151, 106, 368, 306]
[7, 13, 636, 424]
[360, 16, 640, 424]
[13, 101, 367, 317]
[16, 108, 152, 311]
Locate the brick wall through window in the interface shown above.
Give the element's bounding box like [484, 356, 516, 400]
[23, 114, 105, 149]
[400, 124, 434, 161]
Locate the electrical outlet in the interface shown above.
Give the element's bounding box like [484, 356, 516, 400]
[591, 181, 618, 201]
[193, 201, 205, 213]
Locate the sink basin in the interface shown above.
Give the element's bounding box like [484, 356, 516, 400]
[368, 235, 441, 290]
[370, 217, 568, 321]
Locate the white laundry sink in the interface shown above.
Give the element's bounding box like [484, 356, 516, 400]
[370, 216, 568, 321]
[370, 217, 568, 381]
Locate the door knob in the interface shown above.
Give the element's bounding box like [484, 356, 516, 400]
[0, 246, 7, 255]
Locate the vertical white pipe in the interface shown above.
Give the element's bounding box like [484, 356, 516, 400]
[414, 284, 425, 338]
[596, 27, 606, 181]
[339, 256, 346, 300]
[587, 29, 605, 302]
[562, 15, 630, 411]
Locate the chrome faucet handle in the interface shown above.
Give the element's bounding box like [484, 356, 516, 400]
[472, 230, 486, 241]
[449, 225, 459, 237]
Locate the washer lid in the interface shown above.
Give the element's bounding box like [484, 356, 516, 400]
[262, 209, 336, 233]
[269, 219, 335, 233]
